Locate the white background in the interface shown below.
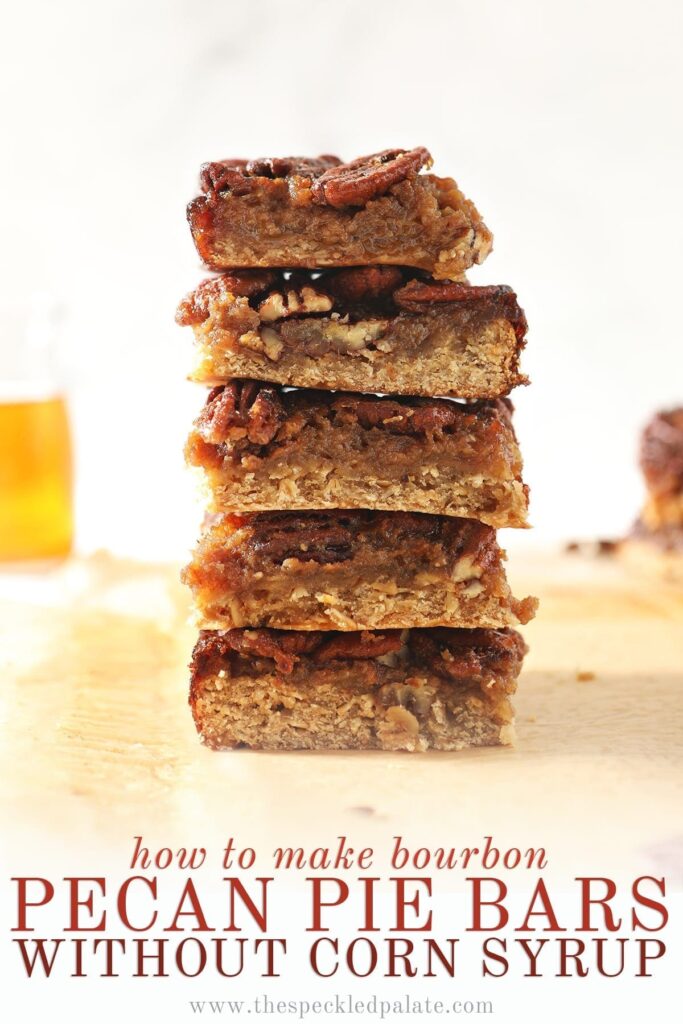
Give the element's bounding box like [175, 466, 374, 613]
[1, 0, 682, 560]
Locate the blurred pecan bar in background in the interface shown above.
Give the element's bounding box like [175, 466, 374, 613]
[190, 626, 527, 752]
[618, 406, 683, 584]
[183, 511, 537, 631]
[185, 382, 529, 528]
[187, 148, 492, 280]
[639, 407, 683, 529]
[177, 268, 527, 399]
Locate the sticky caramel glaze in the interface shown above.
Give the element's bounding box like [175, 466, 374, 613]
[190, 626, 527, 684]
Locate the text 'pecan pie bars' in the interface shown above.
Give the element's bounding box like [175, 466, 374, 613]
[178, 146, 537, 752]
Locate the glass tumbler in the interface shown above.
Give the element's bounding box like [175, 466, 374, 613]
[0, 297, 73, 561]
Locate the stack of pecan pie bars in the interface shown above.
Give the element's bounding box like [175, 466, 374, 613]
[178, 147, 537, 752]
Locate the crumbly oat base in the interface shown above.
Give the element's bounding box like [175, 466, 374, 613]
[183, 512, 538, 631]
[177, 270, 527, 399]
[185, 383, 529, 528]
[187, 149, 491, 279]
[202, 474, 527, 529]
[191, 335, 521, 400]
[189, 626, 526, 752]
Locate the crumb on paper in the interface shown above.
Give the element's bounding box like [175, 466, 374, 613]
[576, 670, 596, 682]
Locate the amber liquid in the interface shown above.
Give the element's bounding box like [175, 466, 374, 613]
[0, 395, 73, 560]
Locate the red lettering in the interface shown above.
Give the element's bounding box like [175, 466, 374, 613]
[165, 879, 214, 932]
[12, 878, 55, 931]
[391, 877, 432, 932]
[307, 878, 349, 931]
[577, 877, 621, 931]
[517, 878, 566, 932]
[467, 877, 508, 931]
[65, 878, 106, 932]
[632, 877, 668, 931]
[117, 876, 158, 931]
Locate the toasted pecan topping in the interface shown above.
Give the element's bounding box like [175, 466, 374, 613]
[241, 511, 355, 565]
[333, 389, 516, 438]
[394, 281, 528, 343]
[245, 156, 341, 178]
[199, 163, 251, 196]
[196, 381, 285, 446]
[199, 149, 431, 207]
[200, 156, 342, 194]
[258, 283, 333, 322]
[176, 270, 277, 326]
[176, 268, 527, 351]
[190, 626, 525, 680]
[310, 148, 432, 208]
[211, 510, 497, 569]
[195, 383, 514, 454]
[347, 395, 495, 438]
[640, 407, 683, 497]
[312, 631, 403, 663]
[193, 628, 318, 675]
[191, 628, 402, 677]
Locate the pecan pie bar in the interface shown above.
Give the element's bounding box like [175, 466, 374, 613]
[187, 148, 492, 280]
[639, 407, 683, 529]
[177, 268, 528, 399]
[185, 382, 529, 528]
[189, 626, 527, 752]
[183, 511, 538, 631]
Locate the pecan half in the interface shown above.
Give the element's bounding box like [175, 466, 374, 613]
[348, 395, 475, 438]
[246, 512, 355, 565]
[258, 283, 333, 322]
[311, 147, 432, 208]
[176, 270, 277, 326]
[411, 628, 526, 683]
[312, 631, 403, 663]
[196, 382, 285, 446]
[199, 161, 251, 194]
[394, 281, 528, 344]
[197, 628, 320, 675]
[640, 407, 683, 497]
[322, 266, 406, 305]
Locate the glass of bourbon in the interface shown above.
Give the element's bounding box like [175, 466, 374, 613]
[0, 297, 73, 561]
